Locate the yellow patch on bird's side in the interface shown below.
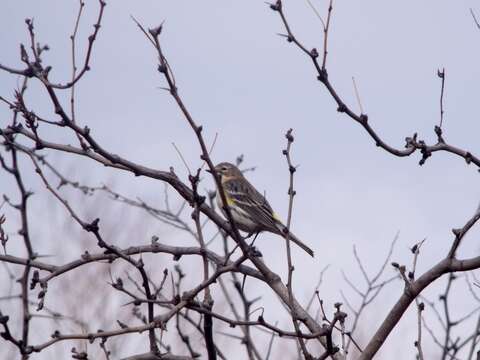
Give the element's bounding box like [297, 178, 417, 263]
[225, 194, 235, 206]
[272, 212, 281, 221]
[221, 176, 238, 206]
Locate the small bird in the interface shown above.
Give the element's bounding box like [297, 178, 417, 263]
[208, 162, 314, 257]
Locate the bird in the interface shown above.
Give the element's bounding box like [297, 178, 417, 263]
[208, 162, 314, 257]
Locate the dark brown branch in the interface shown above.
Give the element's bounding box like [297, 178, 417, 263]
[437, 68, 446, 130]
[471, 8, 480, 30]
[341, 236, 398, 353]
[122, 353, 195, 360]
[0, 243, 263, 285]
[217, 270, 261, 360]
[39, 0, 105, 89]
[270, 0, 480, 169]
[28, 256, 246, 355]
[447, 209, 480, 259]
[0, 78, 35, 358]
[0, 311, 23, 352]
[187, 303, 330, 340]
[131, 18, 340, 356]
[440, 273, 456, 360]
[267, 2, 480, 358]
[358, 253, 480, 359]
[20, 151, 160, 355]
[31, 157, 196, 236]
[189, 169, 217, 360]
[282, 129, 311, 359]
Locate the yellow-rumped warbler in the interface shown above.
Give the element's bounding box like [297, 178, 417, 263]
[209, 162, 314, 257]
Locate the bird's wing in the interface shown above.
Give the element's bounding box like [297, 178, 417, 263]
[224, 178, 279, 232]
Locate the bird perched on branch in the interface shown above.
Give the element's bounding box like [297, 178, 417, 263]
[208, 162, 314, 257]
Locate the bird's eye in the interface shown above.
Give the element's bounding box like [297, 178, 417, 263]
[221, 167, 227, 171]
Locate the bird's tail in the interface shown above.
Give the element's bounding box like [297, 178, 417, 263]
[274, 223, 314, 257]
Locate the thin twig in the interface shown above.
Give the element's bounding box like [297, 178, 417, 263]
[437, 68, 446, 130]
[471, 8, 480, 29]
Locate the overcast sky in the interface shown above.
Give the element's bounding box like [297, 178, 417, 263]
[1, 1, 480, 359]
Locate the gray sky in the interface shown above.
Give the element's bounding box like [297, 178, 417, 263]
[1, 0, 480, 358]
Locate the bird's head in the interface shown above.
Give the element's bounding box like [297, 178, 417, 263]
[208, 162, 242, 179]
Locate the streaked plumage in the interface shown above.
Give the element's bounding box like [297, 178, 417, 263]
[210, 162, 314, 257]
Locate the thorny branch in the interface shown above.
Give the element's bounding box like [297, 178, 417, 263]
[283, 129, 315, 359]
[131, 16, 343, 358]
[269, 1, 480, 359]
[269, 0, 480, 168]
[340, 235, 399, 354]
[1, 1, 480, 359]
